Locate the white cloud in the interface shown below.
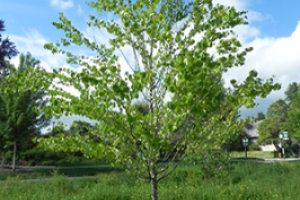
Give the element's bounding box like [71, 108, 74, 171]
[213, 0, 247, 10]
[223, 21, 300, 117]
[50, 0, 74, 10]
[77, 5, 83, 15]
[9, 29, 68, 72]
[247, 11, 264, 22]
[225, 21, 300, 86]
[212, 0, 270, 23]
[234, 25, 261, 45]
[8, 29, 84, 99]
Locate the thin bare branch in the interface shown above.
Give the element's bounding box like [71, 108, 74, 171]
[119, 48, 135, 72]
[132, 46, 141, 71]
[157, 142, 186, 175]
[141, 90, 150, 102]
[157, 153, 187, 182]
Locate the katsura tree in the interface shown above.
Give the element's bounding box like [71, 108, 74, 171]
[37, 0, 280, 199]
[0, 53, 50, 170]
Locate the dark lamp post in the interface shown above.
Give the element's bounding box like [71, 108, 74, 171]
[279, 134, 284, 158]
[242, 137, 249, 159]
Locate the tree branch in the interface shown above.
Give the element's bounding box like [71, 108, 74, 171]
[157, 153, 187, 182]
[157, 142, 186, 175]
[119, 48, 135, 72]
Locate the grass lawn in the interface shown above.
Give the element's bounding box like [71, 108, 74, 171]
[0, 160, 118, 180]
[1, 160, 300, 199]
[230, 151, 275, 159]
[56, 160, 110, 167]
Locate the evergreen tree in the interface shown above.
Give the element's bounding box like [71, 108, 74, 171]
[283, 92, 300, 140]
[256, 111, 265, 121]
[0, 52, 50, 170]
[0, 20, 18, 76]
[284, 82, 299, 102]
[257, 99, 288, 150]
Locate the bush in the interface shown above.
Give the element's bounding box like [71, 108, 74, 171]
[54, 159, 65, 166]
[42, 160, 54, 165]
[70, 157, 81, 163]
[5, 151, 12, 161]
[23, 147, 77, 162]
[28, 160, 36, 166]
[249, 143, 261, 151]
[23, 148, 45, 161]
[19, 152, 26, 160]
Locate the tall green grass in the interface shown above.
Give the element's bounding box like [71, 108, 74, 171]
[0, 165, 121, 180]
[1, 161, 300, 199]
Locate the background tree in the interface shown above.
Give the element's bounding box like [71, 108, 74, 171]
[257, 99, 288, 150]
[281, 82, 300, 140]
[0, 20, 18, 161]
[37, 1, 280, 199]
[284, 82, 299, 103]
[69, 120, 95, 136]
[0, 53, 50, 170]
[0, 20, 18, 76]
[283, 92, 300, 140]
[132, 101, 150, 117]
[256, 111, 265, 121]
[0, 94, 9, 166]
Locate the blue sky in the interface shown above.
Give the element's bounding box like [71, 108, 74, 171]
[1, 0, 300, 129]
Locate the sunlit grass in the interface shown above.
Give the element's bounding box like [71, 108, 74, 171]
[1, 161, 300, 199]
[230, 151, 274, 159]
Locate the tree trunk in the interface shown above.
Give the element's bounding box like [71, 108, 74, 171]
[12, 140, 17, 171]
[1, 152, 5, 167]
[150, 168, 158, 200]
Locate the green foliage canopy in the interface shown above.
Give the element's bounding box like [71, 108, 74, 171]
[0, 52, 51, 169]
[283, 92, 300, 140]
[37, 0, 281, 199]
[257, 99, 288, 147]
[284, 82, 299, 103]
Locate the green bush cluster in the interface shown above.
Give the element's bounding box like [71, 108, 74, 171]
[3, 147, 85, 166]
[249, 143, 261, 151]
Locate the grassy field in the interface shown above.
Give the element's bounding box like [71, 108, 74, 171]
[0, 161, 116, 180]
[1, 160, 300, 199]
[230, 151, 275, 159]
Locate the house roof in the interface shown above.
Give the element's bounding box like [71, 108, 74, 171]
[242, 120, 263, 138]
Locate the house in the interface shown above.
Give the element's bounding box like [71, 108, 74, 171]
[242, 120, 261, 145]
[242, 120, 277, 151]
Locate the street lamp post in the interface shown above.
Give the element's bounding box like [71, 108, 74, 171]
[242, 137, 249, 159]
[279, 134, 285, 159]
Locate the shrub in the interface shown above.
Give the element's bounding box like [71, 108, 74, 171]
[42, 160, 54, 165]
[23, 148, 45, 161]
[249, 143, 261, 151]
[28, 160, 36, 166]
[5, 151, 12, 161]
[19, 152, 26, 160]
[70, 157, 80, 163]
[54, 159, 65, 166]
